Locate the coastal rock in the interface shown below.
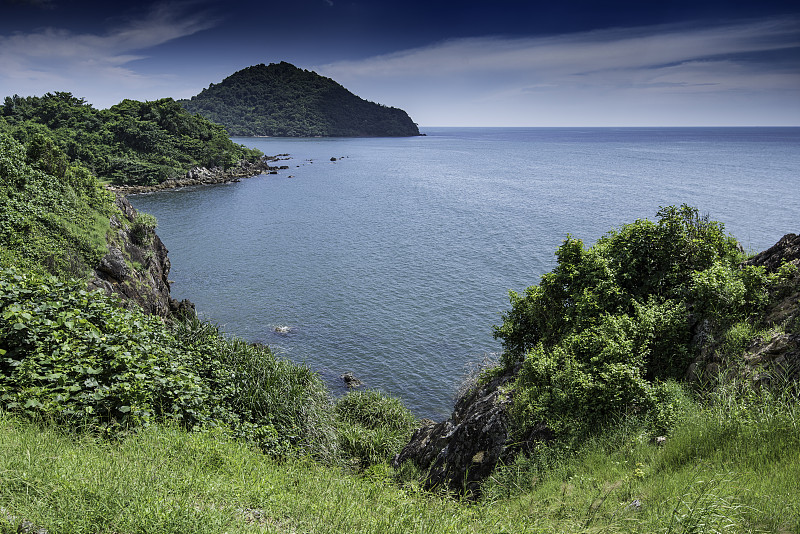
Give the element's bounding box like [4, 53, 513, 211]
[88, 194, 190, 317]
[742, 233, 800, 271]
[341, 372, 362, 388]
[393, 367, 551, 495]
[743, 332, 800, 385]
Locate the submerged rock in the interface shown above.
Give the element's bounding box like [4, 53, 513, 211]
[341, 372, 362, 388]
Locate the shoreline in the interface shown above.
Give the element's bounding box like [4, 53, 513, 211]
[107, 155, 291, 195]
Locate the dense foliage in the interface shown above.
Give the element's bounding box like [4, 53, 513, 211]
[0, 132, 113, 277]
[0, 119, 415, 463]
[493, 205, 788, 441]
[179, 62, 420, 137]
[0, 268, 413, 461]
[0, 92, 263, 186]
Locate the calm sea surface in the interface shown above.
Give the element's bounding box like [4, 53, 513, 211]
[130, 127, 800, 419]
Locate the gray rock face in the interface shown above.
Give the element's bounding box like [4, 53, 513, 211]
[740, 233, 800, 384]
[88, 194, 190, 317]
[743, 233, 800, 271]
[393, 368, 551, 495]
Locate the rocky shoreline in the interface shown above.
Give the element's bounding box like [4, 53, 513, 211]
[107, 155, 290, 195]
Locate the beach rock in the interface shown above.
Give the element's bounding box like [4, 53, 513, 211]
[107, 156, 284, 195]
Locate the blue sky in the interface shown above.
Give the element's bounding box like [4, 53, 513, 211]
[1, 0, 798, 126]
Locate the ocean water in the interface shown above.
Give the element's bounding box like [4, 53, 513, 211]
[130, 127, 800, 419]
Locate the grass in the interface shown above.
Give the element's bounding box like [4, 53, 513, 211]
[1, 376, 798, 534]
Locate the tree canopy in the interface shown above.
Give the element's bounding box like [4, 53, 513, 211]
[0, 92, 263, 186]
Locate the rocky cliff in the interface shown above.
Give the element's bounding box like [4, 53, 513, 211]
[88, 194, 193, 317]
[394, 233, 800, 495]
[740, 233, 800, 384]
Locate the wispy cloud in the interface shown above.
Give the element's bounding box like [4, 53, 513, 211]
[315, 17, 800, 125]
[320, 18, 799, 90]
[0, 2, 217, 106]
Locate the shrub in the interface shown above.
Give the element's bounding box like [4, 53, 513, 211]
[0, 268, 340, 458]
[495, 206, 782, 443]
[130, 212, 158, 246]
[0, 268, 218, 433]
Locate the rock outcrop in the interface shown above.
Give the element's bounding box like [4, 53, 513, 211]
[88, 194, 193, 317]
[393, 367, 551, 495]
[740, 233, 800, 384]
[743, 233, 800, 272]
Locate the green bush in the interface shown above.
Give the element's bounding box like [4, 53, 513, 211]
[130, 212, 158, 246]
[0, 269, 339, 457]
[0, 269, 218, 433]
[495, 206, 783, 443]
[0, 132, 113, 277]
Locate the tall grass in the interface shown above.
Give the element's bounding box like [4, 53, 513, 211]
[2, 371, 797, 534]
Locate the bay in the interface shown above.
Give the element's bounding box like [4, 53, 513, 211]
[130, 127, 800, 419]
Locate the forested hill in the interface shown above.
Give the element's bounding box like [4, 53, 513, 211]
[0, 92, 264, 187]
[178, 62, 421, 137]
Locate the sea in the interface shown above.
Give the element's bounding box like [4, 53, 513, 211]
[130, 127, 800, 419]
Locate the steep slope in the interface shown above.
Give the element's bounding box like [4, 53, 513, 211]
[178, 62, 420, 137]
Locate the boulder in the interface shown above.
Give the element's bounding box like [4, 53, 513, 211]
[743, 233, 800, 271]
[341, 372, 362, 388]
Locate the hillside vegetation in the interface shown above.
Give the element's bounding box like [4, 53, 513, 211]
[495, 206, 793, 443]
[178, 62, 421, 137]
[0, 93, 263, 186]
[0, 123, 416, 463]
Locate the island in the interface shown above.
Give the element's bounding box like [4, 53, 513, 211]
[178, 62, 421, 137]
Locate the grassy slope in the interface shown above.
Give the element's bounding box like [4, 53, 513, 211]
[1, 382, 798, 534]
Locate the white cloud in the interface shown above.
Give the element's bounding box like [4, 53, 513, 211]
[315, 17, 800, 126]
[0, 2, 216, 107]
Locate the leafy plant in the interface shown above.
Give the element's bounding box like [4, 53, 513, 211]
[130, 212, 158, 246]
[0, 132, 112, 277]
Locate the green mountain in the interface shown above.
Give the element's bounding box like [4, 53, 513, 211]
[178, 62, 421, 137]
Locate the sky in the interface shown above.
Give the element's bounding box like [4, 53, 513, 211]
[1, 0, 798, 126]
